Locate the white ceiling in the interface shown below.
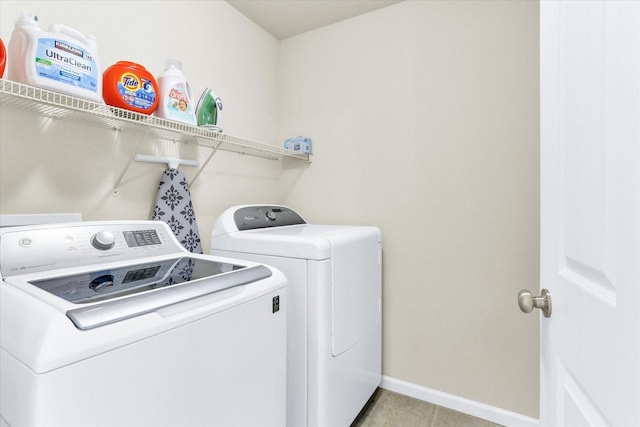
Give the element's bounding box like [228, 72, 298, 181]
[226, 0, 404, 40]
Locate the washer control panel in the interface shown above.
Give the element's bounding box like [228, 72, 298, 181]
[233, 206, 306, 230]
[0, 222, 180, 278]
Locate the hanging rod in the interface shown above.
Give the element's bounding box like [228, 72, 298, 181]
[112, 153, 200, 196]
[134, 154, 199, 169]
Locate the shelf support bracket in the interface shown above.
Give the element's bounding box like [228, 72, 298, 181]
[112, 127, 150, 196]
[189, 140, 224, 186]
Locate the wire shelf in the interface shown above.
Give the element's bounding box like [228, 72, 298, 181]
[0, 79, 310, 162]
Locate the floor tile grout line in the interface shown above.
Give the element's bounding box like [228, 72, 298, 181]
[430, 405, 439, 427]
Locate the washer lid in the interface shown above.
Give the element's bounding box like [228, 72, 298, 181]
[211, 224, 380, 260]
[1, 260, 283, 373]
[64, 264, 272, 330]
[211, 205, 381, 260]
[29, 256, 244, 305]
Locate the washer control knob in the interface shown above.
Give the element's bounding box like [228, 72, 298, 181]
[91, 231, 115, 250]
[90, 275, 115, 293]
[266, 210, 277, 221]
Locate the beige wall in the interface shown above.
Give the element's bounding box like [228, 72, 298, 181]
[277, 0, 540, 418]
[0, 0, 540, 419]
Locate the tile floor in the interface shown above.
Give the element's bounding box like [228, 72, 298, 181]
[352, 389, 504, 427]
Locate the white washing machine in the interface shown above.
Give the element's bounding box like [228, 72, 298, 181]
[0, 220, 287, 427]
[211, 205, 382, 427]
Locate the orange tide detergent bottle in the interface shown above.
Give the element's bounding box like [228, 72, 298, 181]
[0, 38, 6, 78]
[103, 61, 158, 115]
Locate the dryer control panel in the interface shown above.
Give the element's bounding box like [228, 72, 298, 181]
[0, 221, 181, 278]
[233, 206, 306, 230]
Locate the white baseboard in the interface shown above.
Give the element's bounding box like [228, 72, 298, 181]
[380, 376, 539, 427]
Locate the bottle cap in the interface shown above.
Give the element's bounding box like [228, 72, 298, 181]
[165, 59, 182, 70]
[18, 11, 38, 25]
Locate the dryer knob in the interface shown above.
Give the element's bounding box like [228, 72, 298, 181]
[266, 210, 277, 221]
[91, 231, 116, 250]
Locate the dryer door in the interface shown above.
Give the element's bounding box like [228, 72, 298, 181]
[329, 228, 381, 356]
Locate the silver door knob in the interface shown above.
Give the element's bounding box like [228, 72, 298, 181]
[518, 289, 552, 318]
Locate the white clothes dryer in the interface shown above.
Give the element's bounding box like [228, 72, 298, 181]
[0, 220, 287, 427]
[211, 205, 382, 427]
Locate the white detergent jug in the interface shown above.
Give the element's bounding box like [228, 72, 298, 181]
[156, 59, 197, 125]
[7, 11, 102, 102]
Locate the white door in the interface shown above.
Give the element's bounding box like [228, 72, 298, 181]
[537, 1, 640, 426]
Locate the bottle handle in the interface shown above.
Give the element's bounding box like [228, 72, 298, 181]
[186, 81, 196, 116]
[186, 81, 193, 100]
[49, 24, 90, 45]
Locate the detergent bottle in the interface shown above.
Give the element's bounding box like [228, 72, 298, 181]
[0, 38, 6, 78]
[156, 59, 196, 125]
[7, 11, 102, 102]
[103, 61, 158, 115]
